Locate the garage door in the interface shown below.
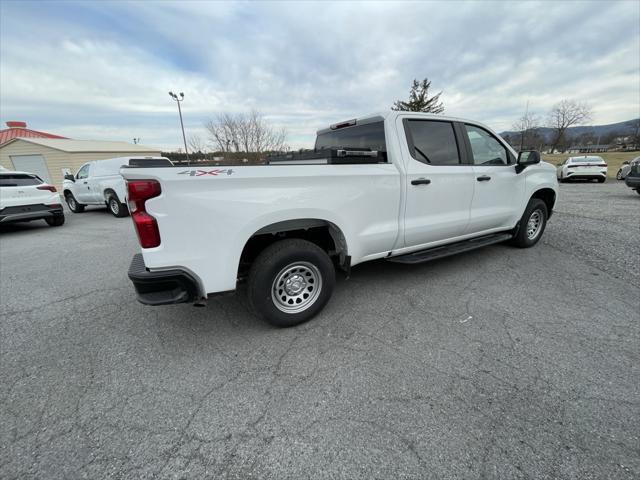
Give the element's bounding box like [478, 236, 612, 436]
[10, 155, 52, 184]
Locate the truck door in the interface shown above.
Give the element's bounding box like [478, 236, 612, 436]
[461, 124, 525, 233]
[74, 163, 93, 203]
[399, 118, 475, 247]
[85, 161, 106, 203]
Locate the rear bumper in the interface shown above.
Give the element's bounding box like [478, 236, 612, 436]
[128, 253, 203, 305]
[565, 171, 606, 179]
[625, 175, 640, 189]
[0, 204, 63, 223]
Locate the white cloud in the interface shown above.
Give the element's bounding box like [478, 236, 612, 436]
[1, 0, 638, 150]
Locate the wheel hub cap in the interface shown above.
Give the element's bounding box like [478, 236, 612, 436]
[285, 274, 306, 295]
[526, 209, 543, 240]
[272, 262, 322, 314]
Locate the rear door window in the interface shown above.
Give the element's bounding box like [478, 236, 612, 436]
[572, 157, 603, 164]
[404, 120, 461, 165]
[0, 174, 43, 187]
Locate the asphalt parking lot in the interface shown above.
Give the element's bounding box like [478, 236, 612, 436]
[1, 181, 638, 479]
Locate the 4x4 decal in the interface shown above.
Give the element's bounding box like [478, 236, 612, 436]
[178, 169, 235, 177]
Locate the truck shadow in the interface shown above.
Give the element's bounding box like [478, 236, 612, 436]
[0, 220, 52, 234]
[168, 242, 514, 334]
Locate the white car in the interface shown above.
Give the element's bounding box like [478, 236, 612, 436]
[0, 169, 65, 226]
[63, 156, 173, 217]
[616, 158, 638, 180]
[122, 111, 558, 327]
[557, 156, 608, 183]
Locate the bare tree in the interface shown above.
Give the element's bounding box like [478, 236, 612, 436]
[247, 110, 287, 154]
[205, 113, 236, 153]
[187, 134, 206, 154]
[204, 110, 287, 158]
[512, 111, 540, 150]
[547, 100, 592, 153]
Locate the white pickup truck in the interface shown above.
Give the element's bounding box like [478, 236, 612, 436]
[63, 156, 172, 217]
[124, 112, 558, 327]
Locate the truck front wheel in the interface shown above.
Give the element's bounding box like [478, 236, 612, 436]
[248, 239, 335, 327]
[512, 198, 548, 248]
[65, 193, 85, 213]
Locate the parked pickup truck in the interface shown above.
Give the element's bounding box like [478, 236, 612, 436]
[63, 156, 173, 217]
[123, 112, 558, 327]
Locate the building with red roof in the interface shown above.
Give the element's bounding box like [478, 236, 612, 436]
[0, 121, 160, 190]
[0, 121, 68, 145]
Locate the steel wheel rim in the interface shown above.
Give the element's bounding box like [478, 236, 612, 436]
[526, 209, 543, 240]
[67, 197, 76, 209]
[271, 262, 322, 314]
[109, 198, 119, 214]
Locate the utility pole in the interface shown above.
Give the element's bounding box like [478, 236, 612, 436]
[169, 91, 190, 164]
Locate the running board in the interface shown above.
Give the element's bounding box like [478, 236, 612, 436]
[387, 233, 513, 265]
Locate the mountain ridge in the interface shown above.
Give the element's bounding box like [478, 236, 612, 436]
[499, 118, 638, 143]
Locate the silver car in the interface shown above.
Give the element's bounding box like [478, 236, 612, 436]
[616, 157, 639, 180]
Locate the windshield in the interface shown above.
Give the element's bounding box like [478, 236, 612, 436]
[0, 174, 43, 187]
[315, 121, 387, 154]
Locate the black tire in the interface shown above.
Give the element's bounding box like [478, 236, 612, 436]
[247, 239, 335, 327]
[45, 214, 65, 227]
[511, 198, 548, 248]
[106, 193, 129, 217]
[636, 189, 640, 196]
[616, 170, 623, 180]
[597, 177, 606, 183]
[65, 193, 85, 213]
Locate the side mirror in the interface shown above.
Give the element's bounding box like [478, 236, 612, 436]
[64, 174, 75, 182]
[516, 150, 541, 173]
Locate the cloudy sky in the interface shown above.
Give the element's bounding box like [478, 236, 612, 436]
[1, 0, 638, 150]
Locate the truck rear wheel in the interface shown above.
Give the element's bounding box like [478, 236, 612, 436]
[511, 198, 548, 248]
[106, 193, 129, 217]
[247, 239, 335, 327]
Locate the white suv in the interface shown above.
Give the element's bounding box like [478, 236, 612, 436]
[0, 169, 65, 227]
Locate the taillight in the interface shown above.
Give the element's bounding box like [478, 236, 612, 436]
[127, 180, 161, 248]
[37, 185, 57, 192]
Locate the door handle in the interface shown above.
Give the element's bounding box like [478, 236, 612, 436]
[476, 176, 491, 182]
[411, 178, 431, 186]
[83, 181, 88, 184]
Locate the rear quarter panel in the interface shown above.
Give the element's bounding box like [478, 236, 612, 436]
[96, 175, 127, 201]
[123, 164, 402, 293]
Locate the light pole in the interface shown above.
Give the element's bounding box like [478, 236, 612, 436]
[168, 91, 190, 164]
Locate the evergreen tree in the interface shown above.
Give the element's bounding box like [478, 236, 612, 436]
[392, 78, 444, 113]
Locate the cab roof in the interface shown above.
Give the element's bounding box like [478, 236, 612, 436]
[317, 111, 495, 135]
